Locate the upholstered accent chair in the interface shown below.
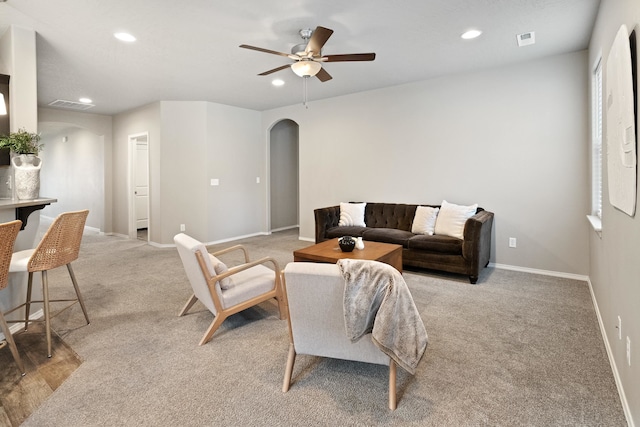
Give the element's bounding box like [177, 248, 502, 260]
[282, 262, 399, 410]
[174, 233, 287, 345]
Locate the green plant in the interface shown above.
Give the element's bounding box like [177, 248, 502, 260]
[0, 128, 43, 155]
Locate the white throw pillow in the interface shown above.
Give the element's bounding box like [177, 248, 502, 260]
[411, 206, 440, 235]
[209, 254, 234, 290]
[338, 202, 366, 227]
[434, 200, 478, 239]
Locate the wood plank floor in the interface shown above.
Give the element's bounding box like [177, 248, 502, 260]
[0, 324, 81, 427]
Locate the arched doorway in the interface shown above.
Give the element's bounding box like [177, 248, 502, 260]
[269, 119, 299, 232]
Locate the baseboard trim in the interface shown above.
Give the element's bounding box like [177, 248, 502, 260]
[42, 215, 103, 235]
[586, 277, 634, 427]
[298, 236, 315, 242]
[489, 263, 588, 281]
[270, 225, 299, 233]
[0, 309, 44, 341]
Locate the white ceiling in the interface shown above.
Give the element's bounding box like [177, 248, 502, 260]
[0, 0, 600, 115]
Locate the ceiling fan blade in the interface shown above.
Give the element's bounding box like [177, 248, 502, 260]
[306, 26, 334, 55]
[240, 44, 295, 59]
[258, 64, 291, 76]
[315, 67, 332, 82]
[323, 53, 376, 62]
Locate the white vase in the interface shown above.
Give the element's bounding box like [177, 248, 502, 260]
[11, 154, 42, 200]
[356, 237, 365, 250]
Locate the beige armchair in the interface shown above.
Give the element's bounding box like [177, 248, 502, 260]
[282, 262, 399, 410]
[174, 233, 287, 345]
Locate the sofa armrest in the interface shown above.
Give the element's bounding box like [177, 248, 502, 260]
[462, 210, 494, 269]
[314, 205, 340, 243]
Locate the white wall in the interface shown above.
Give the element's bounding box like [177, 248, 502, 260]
[158, 101, 208, 243]
[588, 0, 640, 424]
[262, 51, 590, 275]
[204, 102, 263, 242]
[0, 26, 37, 132]
[38, 107, 113, 231]
[112, 101, 263, 245]
[113, 102, 161, 239]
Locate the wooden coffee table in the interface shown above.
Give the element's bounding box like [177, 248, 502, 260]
[293, 238, 403, 272]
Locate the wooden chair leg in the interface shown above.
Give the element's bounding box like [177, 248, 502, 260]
[275, 295, 288, 320]
[198, 314, 226, 346]
[42, 271, 53, 358]
[179, 294, 198, 317]
[282, 343, 296, 392]
[388, 360, 397, 410]
[0, 313, 25, 375]
[66, 263, 90, 324]
[24, 272, 34, 331]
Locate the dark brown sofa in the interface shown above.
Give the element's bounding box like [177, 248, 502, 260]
[314, 202, 494, 284]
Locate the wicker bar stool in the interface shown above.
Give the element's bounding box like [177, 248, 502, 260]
[0, 220, 26, 375]
[8, 210, 90, 358]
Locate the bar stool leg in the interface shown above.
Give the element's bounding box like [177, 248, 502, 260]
[0, 313, 25, 375]
[24, 272, 34, 331]
[67, 264, 90, 324]
[42, 270, 52, 358]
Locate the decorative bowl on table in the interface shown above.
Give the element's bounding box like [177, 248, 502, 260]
[338, 236, 356, 252]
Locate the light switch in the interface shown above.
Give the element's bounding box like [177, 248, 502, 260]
[256, 177, 260, 184]
[211, 179, 219, 186]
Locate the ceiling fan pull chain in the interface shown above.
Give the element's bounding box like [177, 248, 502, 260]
[303, 76, 309, 109]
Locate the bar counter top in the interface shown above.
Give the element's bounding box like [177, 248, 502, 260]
[0, 197, 57, 209]
[0, 197, 57, 229]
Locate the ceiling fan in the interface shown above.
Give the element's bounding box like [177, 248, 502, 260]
[239, 26, 376, 82]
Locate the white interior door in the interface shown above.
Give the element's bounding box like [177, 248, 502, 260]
[135, 141, 149, 229]
[128, 132, 150, 240]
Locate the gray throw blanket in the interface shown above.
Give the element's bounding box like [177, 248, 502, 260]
[338, 259, 428, 375]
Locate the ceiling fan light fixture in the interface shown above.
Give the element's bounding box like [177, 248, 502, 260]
[291, 60, 321, 77]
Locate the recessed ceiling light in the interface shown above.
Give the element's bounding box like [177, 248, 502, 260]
[272, 79, 285, 87]
[114, 32, 136, 42]
[461, 29, 482, 40]
[79, 97, 92, 104]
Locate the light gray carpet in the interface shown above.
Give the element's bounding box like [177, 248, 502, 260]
[21, 229, 626, 426]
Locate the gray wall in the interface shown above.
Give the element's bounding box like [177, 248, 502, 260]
[588, 0, 640, 423]
[262, 51, 590, 275]
[270, 119, 299, 231]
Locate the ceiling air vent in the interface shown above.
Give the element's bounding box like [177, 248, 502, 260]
[48, 99, 95, 110]
[516, 32, 535, 47]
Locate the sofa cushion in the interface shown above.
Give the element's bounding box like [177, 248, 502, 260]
[364, 203, 417, 231]
[338, 202, 366, 227]
[434, 200, 478, 239]
[327, 226, 367, 239]
[408, 234, 463, 255]
[411, 206, 440, 235]
[362, 228, 415, 247]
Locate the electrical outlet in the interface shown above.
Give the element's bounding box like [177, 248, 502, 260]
[509, 237, 517, 248]
[617, 316, 622, 340]
[180, 224, 185, 232]
[627, 336, 631, 366]
[211, 178, 219, 186]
